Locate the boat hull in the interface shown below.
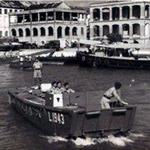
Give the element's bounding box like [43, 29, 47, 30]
[38, 56, 77, 65]
[9, 60, 33, 70]
[8, 90, 136, 138]
[77, 52, 150, 69]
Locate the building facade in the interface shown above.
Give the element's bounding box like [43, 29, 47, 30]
[9, 2, 87, 46]
[0, 1, 24, 38]
[90, 0, 150, 44]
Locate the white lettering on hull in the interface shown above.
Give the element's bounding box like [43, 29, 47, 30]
[48, 112, 65, 125]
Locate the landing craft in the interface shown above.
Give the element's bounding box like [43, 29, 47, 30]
[8, 84, 136, 138]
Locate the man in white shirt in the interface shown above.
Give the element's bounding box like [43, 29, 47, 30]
[62, 82, 75, 94]
[100, 82, 128, 109]
[33, 59, 43, 86]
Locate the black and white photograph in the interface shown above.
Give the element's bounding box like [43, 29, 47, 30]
[0, 0, 150, 149]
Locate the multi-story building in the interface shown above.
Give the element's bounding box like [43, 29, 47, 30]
[90, 0, 150, 44]
[9, 2, 87, 46]
[0, 1, 24, 38]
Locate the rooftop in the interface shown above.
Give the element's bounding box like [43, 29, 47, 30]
[25, 2, 62, 10]
[25, 2, 86, 11]
[0, 0, 25, 8]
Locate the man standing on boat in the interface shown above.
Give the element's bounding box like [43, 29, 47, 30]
[100, 82, 128, 109]
[33, 59, 43, 86]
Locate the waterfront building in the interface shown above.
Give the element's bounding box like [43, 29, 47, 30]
[90, 0, 150, 44]
[0, 1, 24, 38]
[9, 2, 87, 46]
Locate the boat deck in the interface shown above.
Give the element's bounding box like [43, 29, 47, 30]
[90, 54, 150, 61]
[11, 88, 129, 112]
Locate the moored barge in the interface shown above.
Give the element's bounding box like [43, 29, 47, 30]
[8, 87, 136, 138]
[77, 51, 150, 69]
[9, 59, 34, 69]
[77, 42, 150, 69]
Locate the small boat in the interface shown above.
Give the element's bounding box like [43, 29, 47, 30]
[8, 86, 136, 138]
[37, 48, 78, 65]
[38, 56, 77, 65]
[9, 59, 34, 70]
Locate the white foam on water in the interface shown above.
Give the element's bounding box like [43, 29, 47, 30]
[94, 135, 134, 147]
[71, 135, 134, 147]
[41, 135, 68, 144]
[130, 133, 145, 138]
[41, 134, 137, 147]
[71, 137, 95, 146]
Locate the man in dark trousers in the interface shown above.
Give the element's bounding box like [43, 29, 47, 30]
[33, 59, 43, 86]
[100, 82, 128, 109]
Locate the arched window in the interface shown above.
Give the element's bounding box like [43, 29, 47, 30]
[93, 25, 100, 37]
[0, 31, 2, 37]
[33, 28, 38, 36]
[18, 28, 23, 37]
[11, 29, 16, 36]
[65, 27, 70, 36]
[40, 27, 46, 36]
[103, 25, 109, 36]
[72, 27, 77, 36]
[93, 8, 100, 20]
[102, 8, 110, 20]
[25, 28, 30, 37]
[122, 6, 130, 19]
[122, 24, 130, 36]
[57, 26, 62, 38]
[112, 7, 120, 20]
[112, 24, 119, 34]
[132, 5, 141, 18]
[145, 5, 149, 18]
[133, 24, 140, 35]
[48, 27, 53, 36]
[5, 31, 8, 37]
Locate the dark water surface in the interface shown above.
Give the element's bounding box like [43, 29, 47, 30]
[0, 64, 150, 150]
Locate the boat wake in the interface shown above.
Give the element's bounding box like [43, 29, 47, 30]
[72, 135, 133, 147]
[41, 135, 68, 143]
[41, 133, 145, 147]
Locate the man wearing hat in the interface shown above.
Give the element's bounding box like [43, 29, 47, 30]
[100, 82, 128, 109]
[33, 59, 43, 86]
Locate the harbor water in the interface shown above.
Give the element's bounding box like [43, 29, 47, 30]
[0, 64, 150, 150]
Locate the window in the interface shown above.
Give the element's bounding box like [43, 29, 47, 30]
[10, 9, 12, 13]
[11, 29, 16, 36]
[5, 31, 8, 37]
[18, 28, 23, 37]
[4, 9, 7, 14]
[33, 28, 38, 36]
[40, 27, 46, 36]
[65, 27, 70, 36]
[72, 27, 77, 36]
[0, 9, 2, 14]
[25, 28, 30, 37]
[0, 31, 2, 37]
[81, 27, 84, 35]
[48, 27, 53, 36]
